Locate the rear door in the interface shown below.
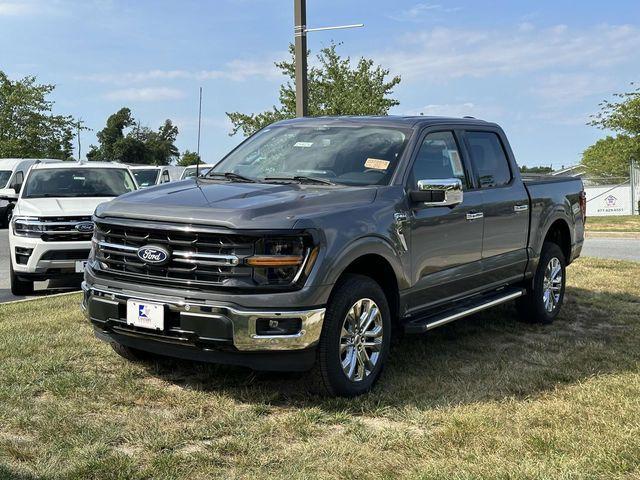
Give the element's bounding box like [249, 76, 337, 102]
[463, 129, 529, 285]
[405, 129, 485, 312]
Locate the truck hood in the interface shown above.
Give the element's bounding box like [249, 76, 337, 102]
[96, 179, 377, 229]
[15, 197, 113, 218]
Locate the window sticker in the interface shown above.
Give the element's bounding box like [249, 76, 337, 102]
[448, 150, 464, 177]
[293, 141, 314, 148]
[364, 158, 390, 170]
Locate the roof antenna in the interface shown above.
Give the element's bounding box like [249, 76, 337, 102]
[196, 86, 202, 178]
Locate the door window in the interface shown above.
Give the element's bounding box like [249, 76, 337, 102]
[161, 171, 170, 183]
[410, 131, 468, 188]
[466, 131, 512, 188]
[12, 171, 24, 189]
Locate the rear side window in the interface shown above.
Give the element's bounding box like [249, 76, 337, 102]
[466, 131, 512, 188]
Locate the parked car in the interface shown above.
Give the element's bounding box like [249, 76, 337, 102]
[82, 116, 585, 396]
[129, 165, 182, 188]
[9, 161, 138, 295]
[0, 158, 61, 227]
[180, 164, 213, 179]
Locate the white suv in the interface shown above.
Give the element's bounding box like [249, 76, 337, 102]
[9, 162, 137, 295]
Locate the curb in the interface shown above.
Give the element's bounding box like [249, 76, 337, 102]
[0, 289, 81, 306]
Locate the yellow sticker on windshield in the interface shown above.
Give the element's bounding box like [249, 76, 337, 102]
[364, 158, 390, 170]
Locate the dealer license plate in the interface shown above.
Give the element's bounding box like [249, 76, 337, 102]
[126, 300, 165, 331]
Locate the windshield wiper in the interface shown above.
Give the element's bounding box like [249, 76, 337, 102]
[205, 172, 255, 183]
[263, 175, 335, 186]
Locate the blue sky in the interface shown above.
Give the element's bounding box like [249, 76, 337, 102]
[1, 0, 639, 168]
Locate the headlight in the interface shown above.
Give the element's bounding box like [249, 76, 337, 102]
[246, 236, 318, 286]
[12, 216, 44, 237]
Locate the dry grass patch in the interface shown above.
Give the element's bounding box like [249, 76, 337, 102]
[585, 215, 640, 232]
[1, 258, 639, 479]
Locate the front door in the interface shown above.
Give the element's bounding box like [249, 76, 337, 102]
[405, 130, 485, 313]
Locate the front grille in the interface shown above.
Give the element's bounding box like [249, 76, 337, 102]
[93, 220, 256, 290]
[41, 216, 94, 242]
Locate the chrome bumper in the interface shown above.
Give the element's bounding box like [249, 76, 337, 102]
[81, 282, 325, 352]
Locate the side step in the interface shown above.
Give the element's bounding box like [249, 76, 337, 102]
[404, 288, 525, 334]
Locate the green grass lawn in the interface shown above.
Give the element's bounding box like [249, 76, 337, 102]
[586, 215, 640, 232]
[1, 258, 640, 479]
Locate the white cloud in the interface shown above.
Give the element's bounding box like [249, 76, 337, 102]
[377, 24, 640, 82]
[531, 73, 615, 105]
[104, 87, 186, 102]
[0, 2, 37, 15]
[401, 102, 505, 120]
[80, 58, 281, 85]
[389, 3, 461, 22]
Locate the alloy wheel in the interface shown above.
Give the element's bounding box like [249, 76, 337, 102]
[339, 298, 384, 382]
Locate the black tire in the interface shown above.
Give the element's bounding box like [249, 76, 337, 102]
[110, 342, 155, 362]
[313, 274, 391, 397]
[516, 242, 566, 324]
[10, 262, 34, 296]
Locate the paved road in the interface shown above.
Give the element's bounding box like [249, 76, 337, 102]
[1, 229, 638, 303]
[580, 237, 640, 262]
[0, 228, 81, 303]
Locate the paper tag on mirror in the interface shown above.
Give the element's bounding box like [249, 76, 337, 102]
[364, 158, 390, 170]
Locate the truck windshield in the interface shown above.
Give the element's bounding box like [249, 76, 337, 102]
[132, 169, 159, 187]
[0, 170, 11, 188]
[211, 125, 410, 186]
[22, 168, 137, 198]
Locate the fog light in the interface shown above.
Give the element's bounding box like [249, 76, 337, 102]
[15, 247, 33, 265]
[255, 318, 302, 336]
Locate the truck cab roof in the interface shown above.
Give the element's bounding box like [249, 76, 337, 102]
[274, 115, 498, 130]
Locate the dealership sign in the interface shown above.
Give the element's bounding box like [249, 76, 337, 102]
[585, 185, 632, 216]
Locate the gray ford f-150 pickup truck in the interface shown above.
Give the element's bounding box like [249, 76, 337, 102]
[82, 116, 585, 396]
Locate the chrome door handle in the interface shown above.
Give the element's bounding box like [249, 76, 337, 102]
[514, 204, 529, 212]
[466, 212, 484, 220]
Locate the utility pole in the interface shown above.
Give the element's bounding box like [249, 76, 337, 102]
[196, 86, 202, 177]
[293, 0, 363, 117]
[294, 0, 308, 117]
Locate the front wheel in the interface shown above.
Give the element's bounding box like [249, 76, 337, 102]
[313, 274, 391, 397]
[517, 242, 566, 324]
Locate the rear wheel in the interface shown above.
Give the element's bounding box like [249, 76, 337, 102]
[10, 262, 34, 296]
[517, 242, 566, 324]
[313, 274, 391, 397]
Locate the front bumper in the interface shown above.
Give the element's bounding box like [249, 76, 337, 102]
[82, 282, 326, 369]
[9, 231, 90, 276]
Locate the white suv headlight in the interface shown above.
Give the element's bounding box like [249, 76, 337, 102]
[12, 216, 44, 237]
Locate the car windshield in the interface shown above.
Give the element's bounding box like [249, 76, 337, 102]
[22, 168, 137, 198]
[182, 166, 211, 179]
[0, 170, 11, 188]
[132, 169, 159, 187]
[210, 125, 410, 186]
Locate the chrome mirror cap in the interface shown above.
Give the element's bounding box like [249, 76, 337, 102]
[415, 178, 463, 207]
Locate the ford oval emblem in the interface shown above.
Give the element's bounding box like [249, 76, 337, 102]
[75, 221, 95, 233]
[137, 245, 170, 265]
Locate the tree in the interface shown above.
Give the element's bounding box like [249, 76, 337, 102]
[520, 165, 553, 174]
[226, 43, 401, 137]
[88, 109, 179, 165]
[584, 84, 640, 177]
[582, 135, 639, 178]
[178, 150, 201, 166]
[0, 71, 81, 159]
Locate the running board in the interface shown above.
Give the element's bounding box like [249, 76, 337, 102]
[404, 288, 525, 334]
